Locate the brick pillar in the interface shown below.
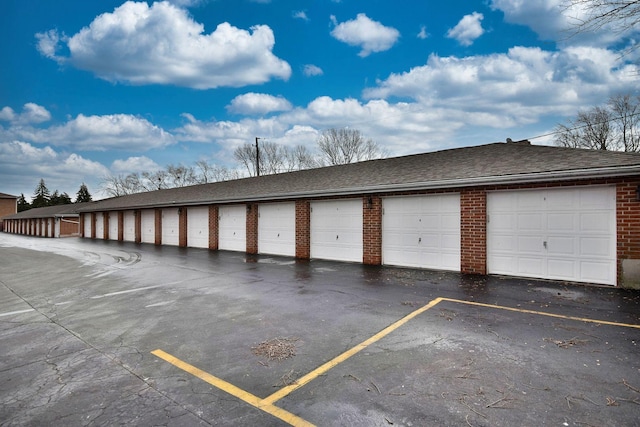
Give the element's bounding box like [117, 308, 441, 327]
[246, 203, 259, 254]
[295, 200, 311, 259]
[208, 206, 219, 250]
[91, 213, 96, 239]
[460, 189, 487, 275]
[363, 195, 382, 265]
[118, 212, 124, 241]
[155, 209, 162, 245]
[103, 213, 109, 240]
[135, 210, 142, 243]
[179, 207, 188, 247]
[617, 181, 640, 288]
[79, 214, 85, 237]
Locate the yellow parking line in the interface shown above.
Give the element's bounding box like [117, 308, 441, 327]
[261, 297, 444, 405]
[152, 294, 639, 424]
[151, 349, 315, 427]
[439, 298, 640, 329]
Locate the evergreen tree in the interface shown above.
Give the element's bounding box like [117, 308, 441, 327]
[75, 183, 92, 203]
[32, 179, 50, 208]
[50, 190, 61, 206]
[17, 194, 30, 212]
[59, 192, 72, 204]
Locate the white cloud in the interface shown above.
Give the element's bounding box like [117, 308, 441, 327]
[8, 114, 175, 152]
[330, 13, 400, 57]
[303, 64, 324, 76]
[364, 46, 637, 124]
[0, 103, 51, 124]
[293, 11, 309, 21]
[0, 140, 110, 199]
[35, 29, 65, 61]
[417, 26, 429, 40]
[38, 1, 291, 89]
[446, 12, 484, 46]
[111, 156, 162, 174]
[489, 0, 633, 47]
[227, 93, 293, 115]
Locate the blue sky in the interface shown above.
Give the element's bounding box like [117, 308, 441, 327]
[1, 0, 639, 200]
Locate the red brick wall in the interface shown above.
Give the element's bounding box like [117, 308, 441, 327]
[209, 205, 219, 250]
[246, 203, 259, 254]
[179, 208, 187, 247]
[363, 195, 382, 265]
[91, 213, 96, 239]
[60, 218, 79, 236]
[295, 200, 310, 259]
[460, 189, 487, 275]
[155, 209, 162, 245]
[118, 212, 124, 241]
[616, 181, 640, 279]
[135, 210, 142, 243]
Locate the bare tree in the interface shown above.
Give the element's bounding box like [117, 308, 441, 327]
[101, 173, 144, 197]
[234, 143, 260, 176]
[562, 0, 640, 34]
[283, 145, 317, 171]
[166, 164, 198, 188]
[316, 128, 387, 166]
[555, 93, 640, 151]
[194, 160, 238, 183]
[609, 93, 640, 152]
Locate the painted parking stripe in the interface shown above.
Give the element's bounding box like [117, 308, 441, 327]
[152, 296, 640, 424]
[90, 285, 162, 299]
[440, 298, 640, 330]
[0, 308, 35, 317]
[151, 349, 315, 427]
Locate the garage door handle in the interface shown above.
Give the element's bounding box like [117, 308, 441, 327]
[543, 241, 547, 249]
[336, 235, 339, 240]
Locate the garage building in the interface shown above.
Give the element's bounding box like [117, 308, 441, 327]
[68, 142, 640, 287]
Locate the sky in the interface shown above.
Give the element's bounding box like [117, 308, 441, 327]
[1, 0, 639, 201]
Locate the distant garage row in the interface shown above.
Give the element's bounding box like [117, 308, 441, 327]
[6, 141, 640, 288]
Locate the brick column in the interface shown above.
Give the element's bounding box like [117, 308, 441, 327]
[103, 213, 109, 240]
[155, 209, 162, 245]
[135, 210, 142, 243]
[246, 203, 259, 254]
[179, 207, 187, 247]
[209, 205, 219, 250]
[91, 213, 96, 239]
[363, 195, 382, 265]
[460, 189, 487, 275]
[295, 200, 311, 259]
[118, 212, 124, 241]
[617, 181, 640, 288]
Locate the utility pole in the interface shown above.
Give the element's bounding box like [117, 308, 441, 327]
[255, 137, 260, 176]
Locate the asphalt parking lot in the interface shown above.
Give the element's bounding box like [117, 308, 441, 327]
[0, 234, 639, 427]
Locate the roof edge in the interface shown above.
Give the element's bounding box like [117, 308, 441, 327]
[77, 164, 640, 211]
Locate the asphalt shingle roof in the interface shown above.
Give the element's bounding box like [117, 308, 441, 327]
[79, 142, 640, 212]
[4, 203, 90, 220]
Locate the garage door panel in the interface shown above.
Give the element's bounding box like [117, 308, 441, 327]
[141, 210, 155, 244]
[488, 187, 615, 285]
[187, 207, 209, 249]
[258, 203, 295, 256]
[95, 213, 104, 239]
[109, 212, 118, 240]
[547, 213, 575, 231]
[311, 200, 362, 262]
[383, 194, 460, 271]
[123, 211, 135, 242]
[219, 205, 246, 252]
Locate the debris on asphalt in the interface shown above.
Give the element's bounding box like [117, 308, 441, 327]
[543, 337, 589, 348]
[251, 337, 300, 361]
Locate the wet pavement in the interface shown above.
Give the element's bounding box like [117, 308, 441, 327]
[0, 234, 639, 426]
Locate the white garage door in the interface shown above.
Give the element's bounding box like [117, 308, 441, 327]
[258, 202, 295, 257]
[383, 194, 461, 271]
[95, 213, 104, 239]
[83, 214, 92, 237]
[123, 211, 135, 242]
[487, 186, 616, 285]
[219, 205, 246, 252]
[187, 206, 209, 249]
[311, 199, 363, 262]
[141, 210, 155, 244]
[162, 208, 180, 246]
[108, 212, 119, 241]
